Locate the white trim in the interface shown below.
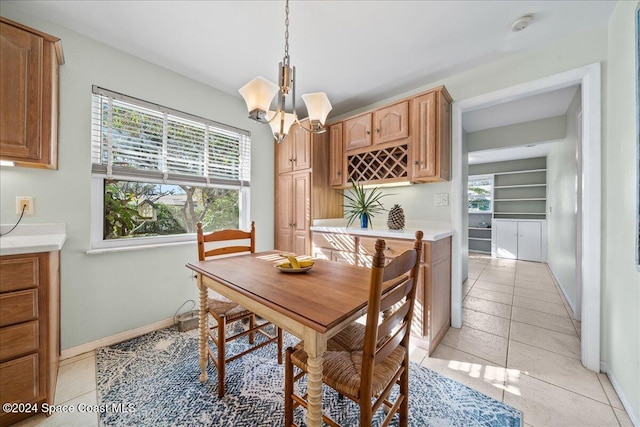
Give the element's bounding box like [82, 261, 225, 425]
[60, 317, 175, 360]
[601, 363, 640, 427]
[452, 63, 601, 371]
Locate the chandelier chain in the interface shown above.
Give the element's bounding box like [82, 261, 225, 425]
[284, 0, 290, 65]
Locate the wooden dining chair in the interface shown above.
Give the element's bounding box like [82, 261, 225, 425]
[197, 222, 283, 398]
[284, 231, 423, 427]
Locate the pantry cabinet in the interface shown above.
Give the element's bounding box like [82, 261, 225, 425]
[493, 219, 547, 262]
[274, 120, 342, 255]
[0, 17, 64, 169]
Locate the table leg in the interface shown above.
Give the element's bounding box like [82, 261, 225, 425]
[198, 278, 208, 383]
[303, 332, 325, 427]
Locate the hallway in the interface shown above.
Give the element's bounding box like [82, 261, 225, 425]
[411, 254, 633, 426]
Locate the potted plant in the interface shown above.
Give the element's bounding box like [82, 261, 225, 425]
[341, 180, 390, 228]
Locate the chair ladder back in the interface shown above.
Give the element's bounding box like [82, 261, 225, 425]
[359, 232, 423, 401]
[197, 221, 255, 261]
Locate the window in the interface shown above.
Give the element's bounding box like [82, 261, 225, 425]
[90, 86, 251, 250]
[468, 175, 493, 213]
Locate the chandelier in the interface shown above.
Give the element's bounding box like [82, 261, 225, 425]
[238, 0, 332, 143]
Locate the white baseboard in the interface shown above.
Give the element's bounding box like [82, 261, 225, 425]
[547, 262, 576, 317]
[600, 362, 640, 426]
[60, 317, 175, 360]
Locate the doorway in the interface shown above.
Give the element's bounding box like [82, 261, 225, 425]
[450, 63, 601, 372]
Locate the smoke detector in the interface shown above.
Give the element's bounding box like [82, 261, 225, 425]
[511, 14, 533, 32]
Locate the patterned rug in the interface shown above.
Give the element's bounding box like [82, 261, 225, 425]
[96, 326, 522, 427]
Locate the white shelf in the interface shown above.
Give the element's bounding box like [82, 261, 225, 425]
[493, 168, 546, 175]
[494, 198, 546, 202]
[494, 212, 546, 215]
[494, 184, 547, 189]
[469, 227, 492, 230]
[469, 249, 491, 254]
[469, 212, 493, 214]
[469, 237, 491, 241]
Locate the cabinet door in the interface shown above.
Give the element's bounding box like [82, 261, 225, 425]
[518, 221, 542, 262]
[0, 23, 45, 163]
[291, 123, 311, 171]
[344, 114, 372, 151]
[276, 136, 293, 174]
[292, 172, 310, 255]
[372, 101, 409, 145]
[495, 221, 518, 259]
[410, 92, 437, 180]
[329, 123, 344, 186]
[275, 175, 293, 252]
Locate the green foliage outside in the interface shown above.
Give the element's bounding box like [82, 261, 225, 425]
[104, 180, 239, 240]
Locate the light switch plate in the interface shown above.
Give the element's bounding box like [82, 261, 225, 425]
[435, 193, 449, 206]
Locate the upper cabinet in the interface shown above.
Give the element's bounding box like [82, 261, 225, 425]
[372, 101, 409, 145]
[276, 121, 311, 173]
[0, 17, 64, 169]
[330, 86, 451, 187]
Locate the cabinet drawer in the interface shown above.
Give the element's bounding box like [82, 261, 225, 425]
[312, 232, 356, 252]
[331, 250, 356, 265]
[0, 321, 38, 361]
[358, 237, 418, 260]
[0, 289, 38, 327]
[0, 353, 40, 406]
[0, 255, 39, 292]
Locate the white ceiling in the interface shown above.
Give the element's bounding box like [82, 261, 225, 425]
[3, 0, 614, 119]
[468, 141, 558, 165]
[463, 85, 580, 133]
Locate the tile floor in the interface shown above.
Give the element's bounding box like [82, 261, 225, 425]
[410, 254, 634, 427]
[14, 254, 635, 427]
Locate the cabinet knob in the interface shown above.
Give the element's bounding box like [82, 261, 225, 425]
[414, 160, 420, 165]
[376, 128, 380, 133]
[337, 171, 341, 175]
[289, 158, 294, 162]
[385, 246, 391, 251]
[366, 130, 371, 135]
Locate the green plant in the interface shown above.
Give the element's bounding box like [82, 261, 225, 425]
[341, 180, 390, 228]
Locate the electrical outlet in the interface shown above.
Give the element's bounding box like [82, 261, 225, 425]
[16, 196, 34, 215]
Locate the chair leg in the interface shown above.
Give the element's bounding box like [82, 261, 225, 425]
[217, 315, 226, 398]
[284, 347, 294, 427]
[399, 359, 409, 427]
[249, 314, 255, 344]
[277, 327, 284, 364]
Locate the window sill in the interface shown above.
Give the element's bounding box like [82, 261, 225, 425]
[86, 240, 193, 255]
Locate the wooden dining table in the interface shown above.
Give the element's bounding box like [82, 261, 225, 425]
[186, 251, 376, 427]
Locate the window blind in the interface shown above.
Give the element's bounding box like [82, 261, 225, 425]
[91, 86, 251, 187]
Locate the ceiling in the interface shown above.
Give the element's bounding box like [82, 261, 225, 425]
[3, 0, 614, 119]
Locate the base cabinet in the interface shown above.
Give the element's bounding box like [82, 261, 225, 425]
[493, 219, 546, 262]
[0, 251, 60, 426]
[311, 231, 451, 355]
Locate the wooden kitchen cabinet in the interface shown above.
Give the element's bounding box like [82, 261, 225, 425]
[276, 121, 311, 173]
[344, 114, 372, 151]
[372, 101, 409, 145]
[0, 251, 60, 426]
[274, 121, 342, 255]
[410, 87, 452, 182]
[0, 17, 64, 169]
[328, 123, 344, 187]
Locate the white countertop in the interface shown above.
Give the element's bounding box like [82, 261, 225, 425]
[311, 219, 453, 241]
[0, 223, 67, 256]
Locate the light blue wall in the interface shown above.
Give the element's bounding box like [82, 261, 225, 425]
[466, 116, 567, 152]
[0, 5, 275, 349]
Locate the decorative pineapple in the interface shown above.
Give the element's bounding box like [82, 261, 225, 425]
[387, 204, 405, 230]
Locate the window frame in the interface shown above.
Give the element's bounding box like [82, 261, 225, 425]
[89, 86, 251, 252]
[468, 174, 494, 214]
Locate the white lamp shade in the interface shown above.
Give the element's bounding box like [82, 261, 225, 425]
[301, 92, 332, 125]
[267, 110, 297, 138]
[238, 77, 279, 114]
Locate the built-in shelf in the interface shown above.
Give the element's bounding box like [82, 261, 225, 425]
[493, 212, 546, 215]
[494, 184, 546, 189]
[469, 249, 491, 254]
[469, 237, 491, 241]
[468, 227, 492, 230]
[493, 168, 546, 175]
[494, 198, 546, 202]
[469, 212, 493, 214]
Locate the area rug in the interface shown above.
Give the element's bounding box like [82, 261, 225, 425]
[96, 326, 521, 427]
